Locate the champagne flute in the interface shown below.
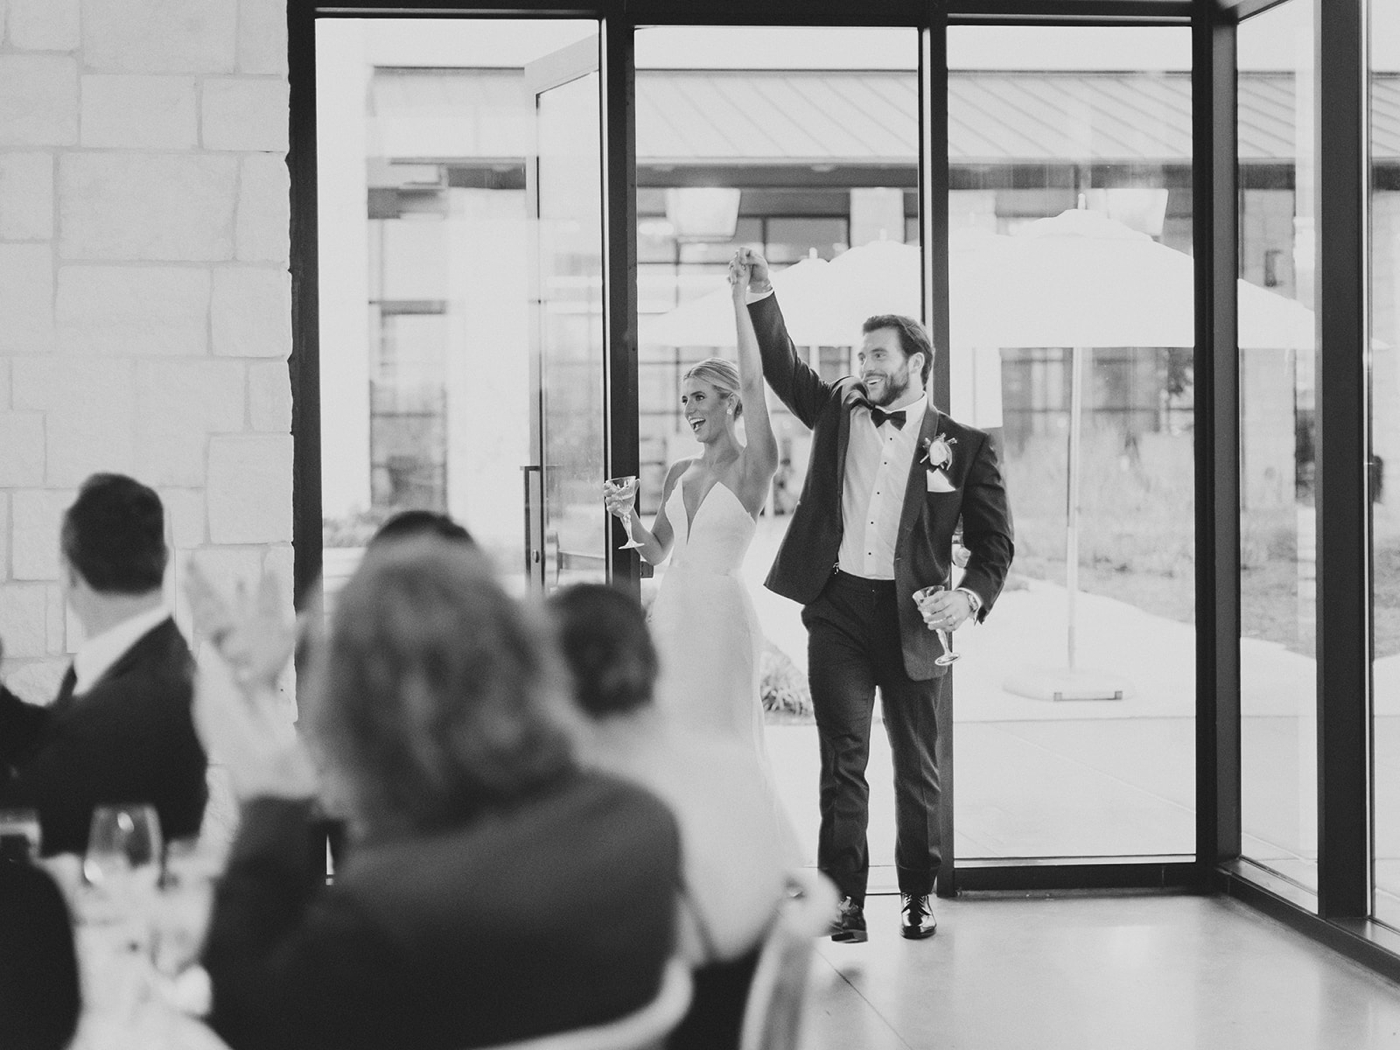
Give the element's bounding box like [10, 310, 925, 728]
[85, 803, 164, 918]
[913, 584, 961, 666]
[605, 475, 644, 550]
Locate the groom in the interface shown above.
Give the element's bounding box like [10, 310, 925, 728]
[740, 248, 1013, 942]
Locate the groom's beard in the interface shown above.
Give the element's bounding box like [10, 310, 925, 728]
[865, 359, 912, 407]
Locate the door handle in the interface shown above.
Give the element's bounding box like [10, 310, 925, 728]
[521, 465, 545, 586]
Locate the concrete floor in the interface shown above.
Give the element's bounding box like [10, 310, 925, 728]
[797, 893, 1400, 1050]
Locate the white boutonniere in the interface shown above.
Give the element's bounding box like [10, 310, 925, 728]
[920, 434, 957, 472]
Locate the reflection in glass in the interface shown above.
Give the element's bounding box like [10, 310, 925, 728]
[1372, 0, 1400, 926]
[947, 24, 1195, 858]
[1238, 0, 1318, 893]
[315, 19, 597, 597]
[537, 69, 608, 588]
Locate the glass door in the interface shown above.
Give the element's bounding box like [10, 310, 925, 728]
[314, 19, 600, 601]
[525, 38, 610, 591]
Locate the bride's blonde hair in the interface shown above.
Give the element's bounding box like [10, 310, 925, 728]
[683, 358, 742, 417]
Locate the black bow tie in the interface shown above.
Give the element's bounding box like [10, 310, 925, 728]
[869, 407, 907, 430]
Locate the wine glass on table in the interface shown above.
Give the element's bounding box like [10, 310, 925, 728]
[912, 584, 961, 666]
[605, 475, 643, 550]
[84, 804, 163, 923]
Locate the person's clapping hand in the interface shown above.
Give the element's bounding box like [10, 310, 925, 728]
[185, 561, 299, 692]
[183, 562, 316, 801]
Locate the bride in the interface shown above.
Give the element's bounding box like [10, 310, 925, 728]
[605, 254, 777, 753]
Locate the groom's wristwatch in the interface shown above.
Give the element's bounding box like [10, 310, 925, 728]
[955, 587, 982, 621]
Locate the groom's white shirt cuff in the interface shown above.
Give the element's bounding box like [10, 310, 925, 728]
[745, 285, 775, 304]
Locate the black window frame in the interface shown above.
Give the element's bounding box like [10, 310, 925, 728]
[288, 0, 1399, 981]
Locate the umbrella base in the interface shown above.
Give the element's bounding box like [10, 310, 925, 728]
[1003, 665, 1133, 702]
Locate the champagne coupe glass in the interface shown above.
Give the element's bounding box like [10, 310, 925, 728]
[913, 584, 961, 666]
[605, 475, 643, 550]
[85, 803, 163, 918]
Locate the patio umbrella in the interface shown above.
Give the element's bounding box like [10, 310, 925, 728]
[955, 207, 1314, 352]
[958, 206, 1314, 697]
[639, 250, 837, 347]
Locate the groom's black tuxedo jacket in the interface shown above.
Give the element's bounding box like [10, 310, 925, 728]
[750, 293, 1015, 680]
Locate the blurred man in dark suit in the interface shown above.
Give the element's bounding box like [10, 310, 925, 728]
[0, 473, 207, 855]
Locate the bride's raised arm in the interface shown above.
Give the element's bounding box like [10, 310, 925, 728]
[730, 254, 779, 511]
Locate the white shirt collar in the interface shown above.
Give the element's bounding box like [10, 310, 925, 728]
[72, 605, 171, 695]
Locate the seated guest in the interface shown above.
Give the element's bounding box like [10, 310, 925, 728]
[321, 507, 477, 871]
[190, 540, 681, 1050]
[0, 473, 207, 856]
[546, 583, 795, 1050]
[0, 853, 80, 1050]
[367, 507, 474, 549]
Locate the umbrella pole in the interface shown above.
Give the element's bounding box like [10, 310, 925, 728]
[1066, 345, 1084, 670]
[1002, 342, 1128, 701]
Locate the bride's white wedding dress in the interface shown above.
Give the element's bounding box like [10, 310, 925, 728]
[648, 480, 766, 755]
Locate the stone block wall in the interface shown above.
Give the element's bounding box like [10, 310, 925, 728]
[0, 0, 292, 702]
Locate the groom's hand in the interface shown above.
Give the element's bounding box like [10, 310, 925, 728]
[918, 588, 974, 631]
[738, 247, 771, 295]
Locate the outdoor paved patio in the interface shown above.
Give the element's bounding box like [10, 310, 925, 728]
[741, 516, 1400, 909]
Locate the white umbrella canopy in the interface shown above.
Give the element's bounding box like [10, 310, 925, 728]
[639, 252, 837, 347]
[954, 207, 1315, 351]
[640, 210, 1316, 353]
[641, 231, 1007, 349]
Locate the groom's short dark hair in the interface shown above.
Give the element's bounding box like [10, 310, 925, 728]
[863, 314, 934, 387]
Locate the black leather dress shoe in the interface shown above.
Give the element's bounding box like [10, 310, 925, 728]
[829, 896, 868, 943]
[900, 893, 937, 939]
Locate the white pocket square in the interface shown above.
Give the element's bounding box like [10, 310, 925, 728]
[926, 469, 956, 493]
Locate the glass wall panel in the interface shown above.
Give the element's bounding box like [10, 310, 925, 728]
[947, 25, 1196, 858]
[635, 26, 918, 881]
[1237, 0, 1318, 892]
[315, 19, 597, 597]
[1372, 0, 1400, 925]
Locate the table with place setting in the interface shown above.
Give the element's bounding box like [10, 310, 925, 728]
[3, 804, 232, 1050]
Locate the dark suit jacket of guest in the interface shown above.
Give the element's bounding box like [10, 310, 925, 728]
[0, 617, 208, 856]
[749, 293, 1016, 681]
[0, 860, 81, 1050]
[203, 770, 682, 1050]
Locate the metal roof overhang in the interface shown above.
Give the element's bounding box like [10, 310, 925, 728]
[368, 68, 1400, 179]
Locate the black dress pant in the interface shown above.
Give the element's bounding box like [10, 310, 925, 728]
[803, 570, 943, 905]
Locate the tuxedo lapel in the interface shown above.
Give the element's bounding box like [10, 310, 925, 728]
[898, 405, 943, 541]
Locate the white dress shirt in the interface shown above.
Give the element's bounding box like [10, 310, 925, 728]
[838, 394, 928, 579]
[72, 604, 170, 695]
